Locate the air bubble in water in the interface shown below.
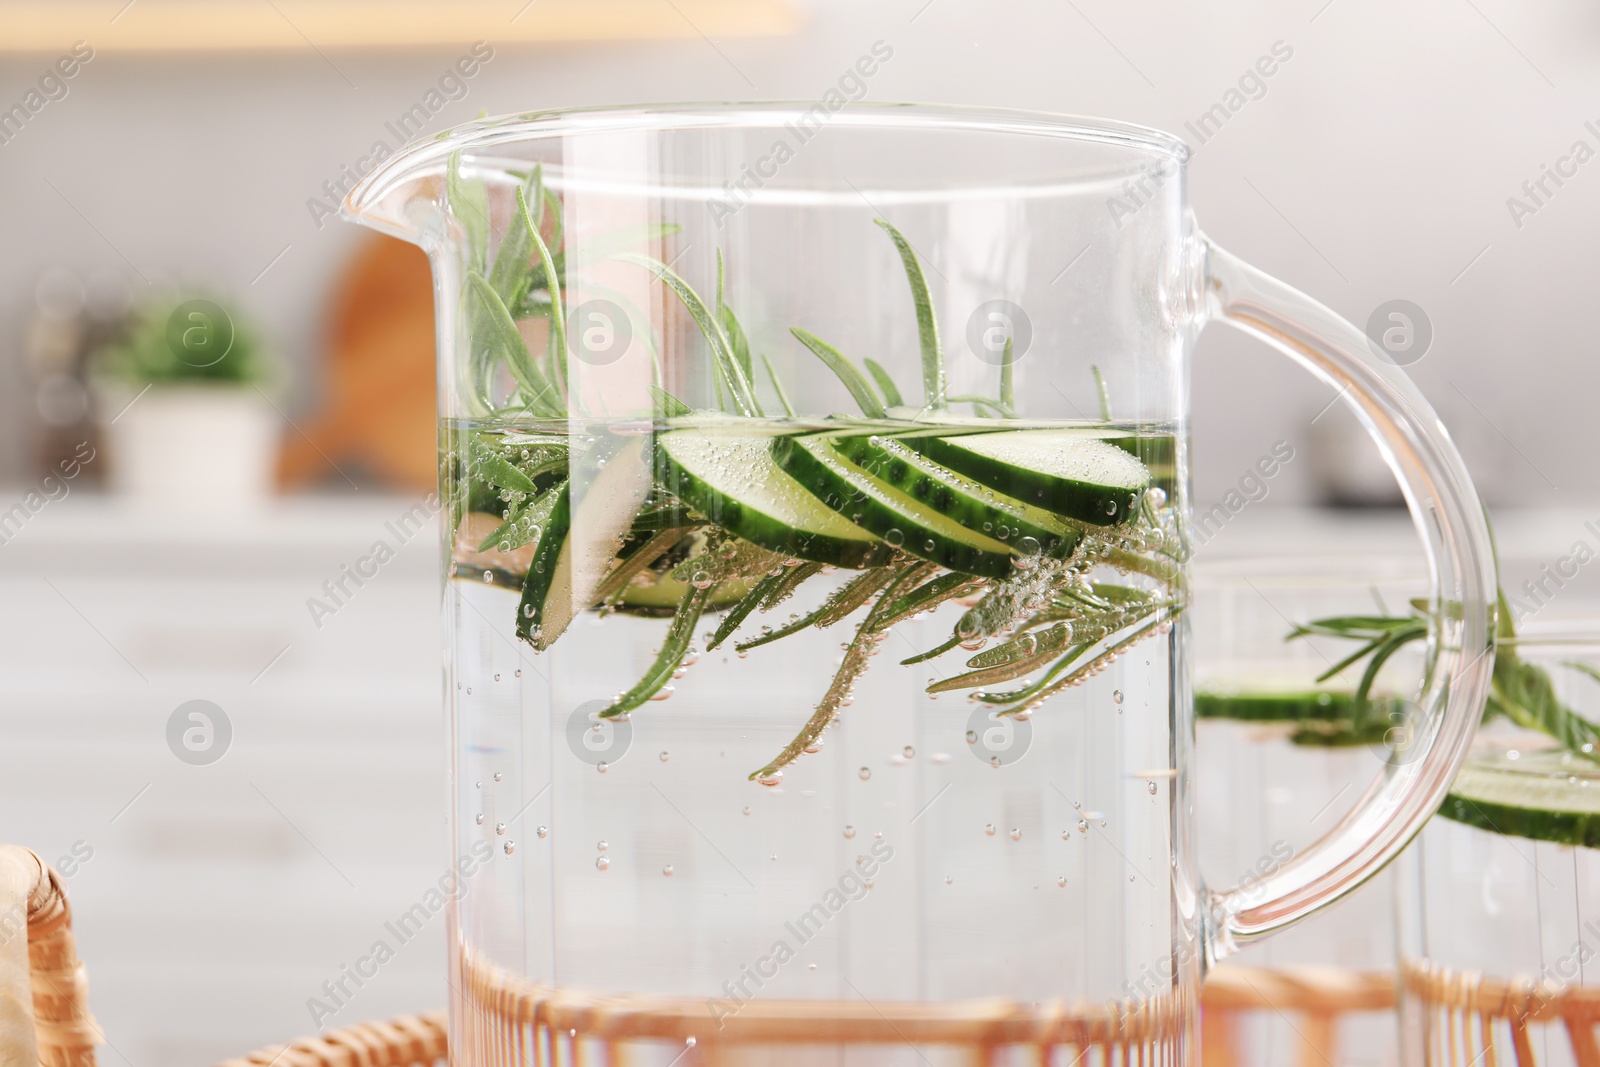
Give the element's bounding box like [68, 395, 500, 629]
[663, 865, 674, 877]
[475, 813, 485, 825]
[1148, 781, 1159, 795]
[536, 825, 549, 839]
[944, 875, 953, 885]
[902, 745, 915, 759]
[493, 771, 503, 782]
[1009, 828, 1021, 841]
[597, 762, 608, 774]
[989, 755, 1001, 768]
[1056, 876, 1067, 888]
[1113, 690, 1124, 705]
[742, 806, 752, 816]
[595, 856, 610, 871]
[956, 610, 985, 650]
[757, 771, 783, 787]
[885, 528, 905, 547]
[493, 673, 501, 682]
[985, 823, 996, 836]
[843, 825, 856, 839]
[859, 766, 872, 780]
[1078, 819, 1089, 833]
[504, 841, 515, 855]
[965, 730, 978, 745]
[495, 822, 506, 836]
[659, 751, 670, 762]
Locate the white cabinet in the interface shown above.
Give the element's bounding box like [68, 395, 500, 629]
[0, 495, 446, 1065]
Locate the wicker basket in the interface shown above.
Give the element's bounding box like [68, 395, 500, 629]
[1401, 957, 1600, 1066]
[0, 846, 100, 1067]
[4, 843, 1596, 1067]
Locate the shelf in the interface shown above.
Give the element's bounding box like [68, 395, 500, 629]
[0, 0, 799, 53]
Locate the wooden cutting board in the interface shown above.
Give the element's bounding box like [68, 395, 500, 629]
[277, 235, 438, 492]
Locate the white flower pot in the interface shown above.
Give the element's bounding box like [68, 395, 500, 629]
[102, 385, 280, 508]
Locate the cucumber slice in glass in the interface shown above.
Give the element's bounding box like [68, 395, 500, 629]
[829, 431, 1083, 559]
[772, 433, 1018, 578]
[1440, 748, 1600, 849]
[657, 428, 891, 569]
[903, 429, 1151, 526]
[1195, 690, 1404, 724]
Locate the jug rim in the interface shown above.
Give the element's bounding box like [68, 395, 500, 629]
[342, 101, 1190, 228]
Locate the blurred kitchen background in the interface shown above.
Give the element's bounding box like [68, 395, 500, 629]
[1, 1, 1598, 1063]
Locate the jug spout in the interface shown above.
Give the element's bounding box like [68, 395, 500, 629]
[341, 136, 460, 248]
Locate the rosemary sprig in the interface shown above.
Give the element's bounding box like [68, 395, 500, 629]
[617, 253, 760, 416]
[874, 218, 944, 410]
[1285, 589, 1600, 762]
[864, 358, 904, 408]
[790, 328, 887, 418]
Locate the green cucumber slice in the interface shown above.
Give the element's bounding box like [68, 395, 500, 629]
[1440, 749, 1600, 849]
[829, 431, 1082, 558]
[615, 574, 754, 614]
[1195, 690, 1404, 724]
[516, 435, 651, 650]
[1106, 433, 1178, 496]
[657, 428, 891, 569]
[903, 430, 1150, 526]
[772, 434, 1016, 579]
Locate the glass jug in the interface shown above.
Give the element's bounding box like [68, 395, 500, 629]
[344, 104, 1497, 1065]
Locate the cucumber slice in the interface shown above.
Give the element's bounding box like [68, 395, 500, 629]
[1195, 690, 1404, 724]
[1107, 433, 1178, 497]
[830, 431, 1082, 558]
[614, 574, 755, 614]
[657, 428, 891, 569]
[516, 435, 651, 650]
[1440, 749, 1600, 849]
[772, 434, 1017, 579]
[903, 430, 1150, 526]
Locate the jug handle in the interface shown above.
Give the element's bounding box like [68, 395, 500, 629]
[1197, 236, 1497, 962]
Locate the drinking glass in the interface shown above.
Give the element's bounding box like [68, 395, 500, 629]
[1397, 635, 1600, 1067]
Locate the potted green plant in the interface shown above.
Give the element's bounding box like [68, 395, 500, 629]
[94, 297, 280, 507]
